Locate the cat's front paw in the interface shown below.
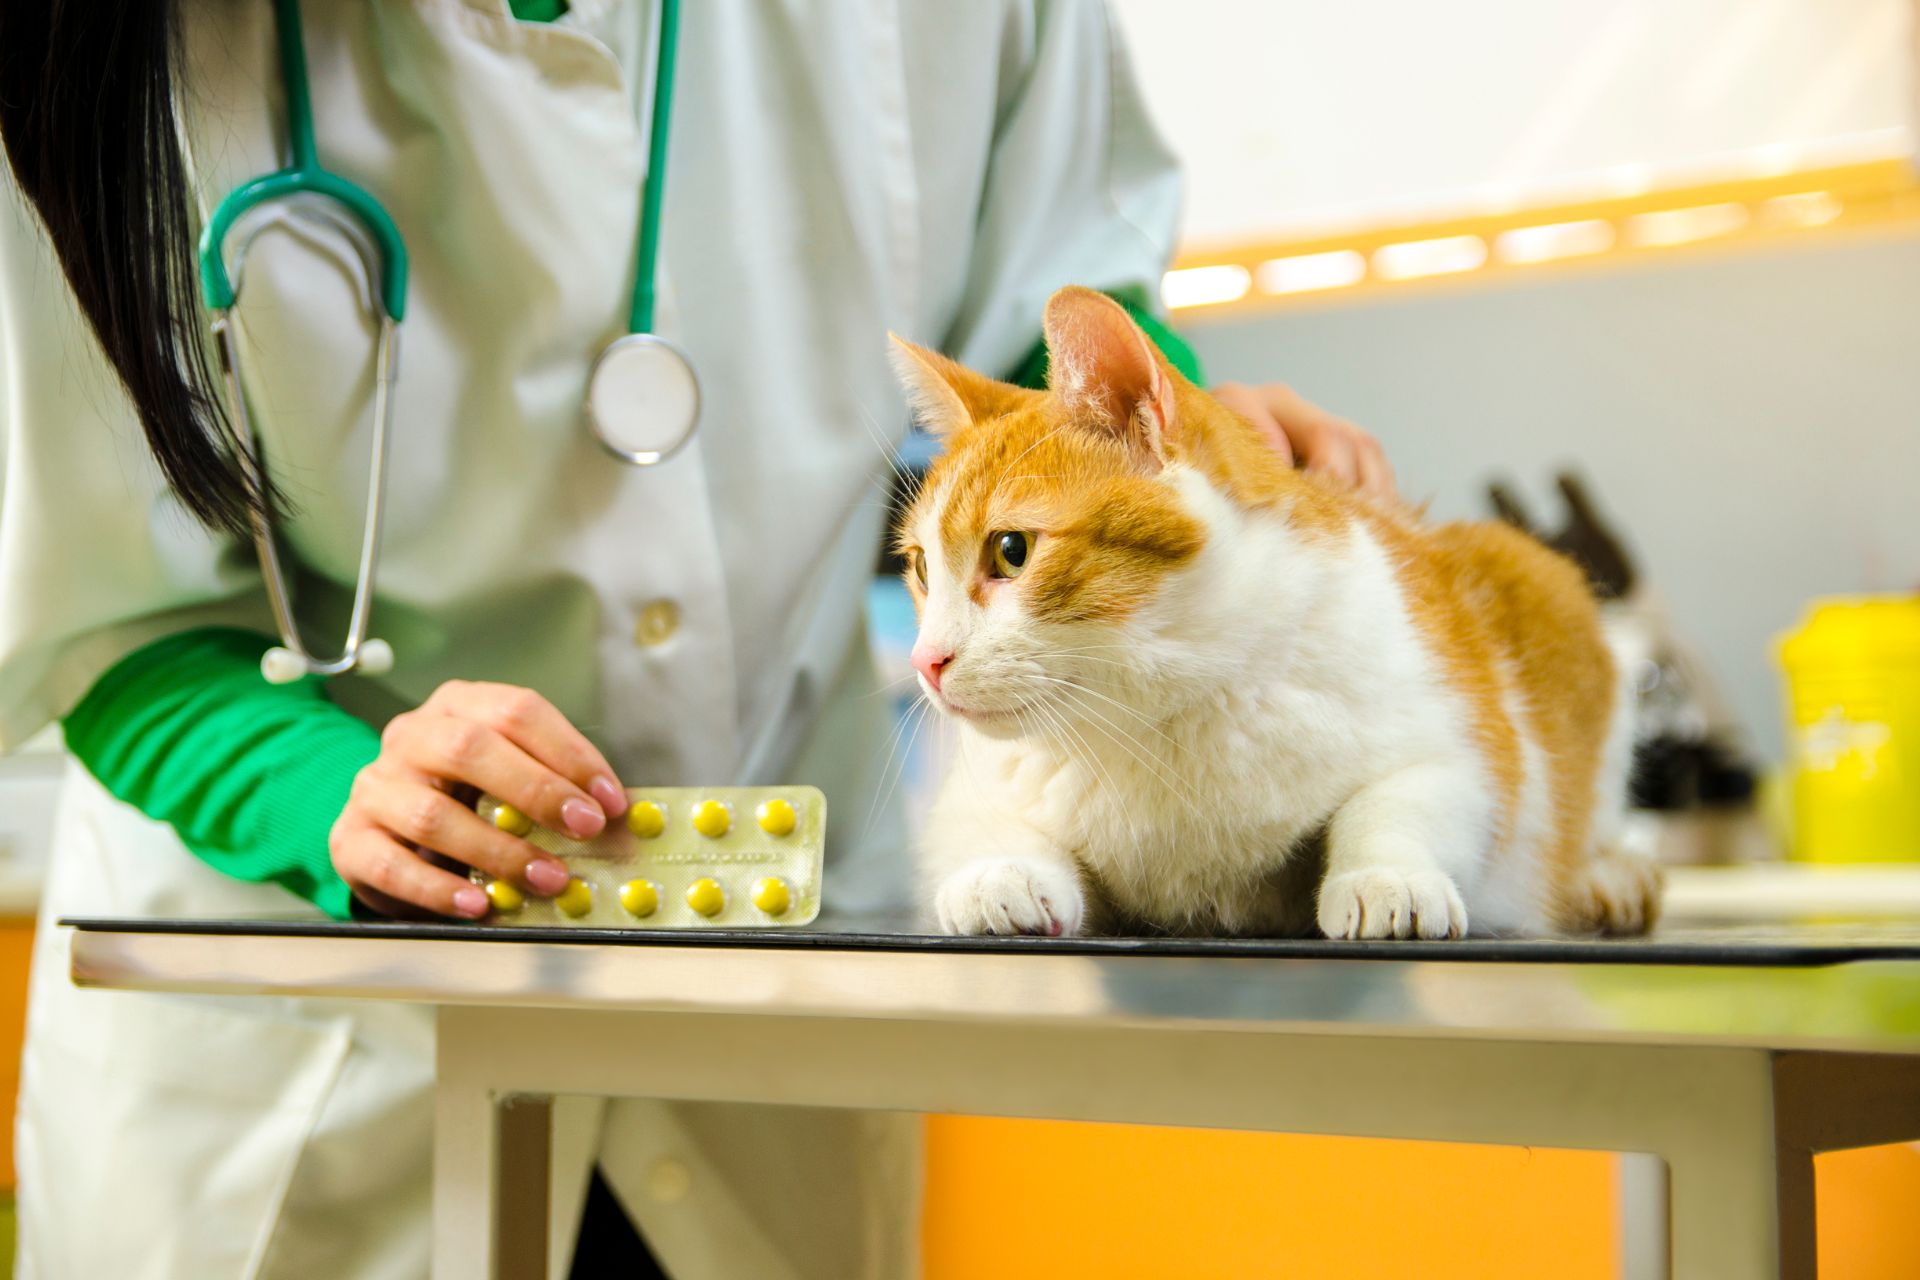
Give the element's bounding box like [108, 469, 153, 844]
[935, 858, 1085, 937]
[1318, 868, 1467, 940]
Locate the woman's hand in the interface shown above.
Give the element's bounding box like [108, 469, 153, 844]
[1210, 381, 1395, 498]
[330, 681, 628, 918]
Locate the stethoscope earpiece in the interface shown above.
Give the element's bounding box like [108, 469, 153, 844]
[261, 647, 309, 685]
[356, 639, 395, 676]
[261, 637, 393, 684]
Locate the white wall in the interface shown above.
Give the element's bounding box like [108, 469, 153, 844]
[1184, 229, 1920, 764]
[1113, 0, 1914, 244]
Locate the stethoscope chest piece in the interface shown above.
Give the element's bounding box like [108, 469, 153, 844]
[586, 333, 702, 466]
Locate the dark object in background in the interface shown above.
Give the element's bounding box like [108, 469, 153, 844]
[1630, 735, 1759, 810]
[1489, 472, 1636, 601]
[1485, 470, 1758, 820]
[572, 1167, 667, 1279]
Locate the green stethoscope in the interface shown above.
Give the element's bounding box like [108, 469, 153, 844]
[199, 0, 693, 684]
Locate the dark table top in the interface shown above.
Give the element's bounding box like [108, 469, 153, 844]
[62, 912, 1920, 968]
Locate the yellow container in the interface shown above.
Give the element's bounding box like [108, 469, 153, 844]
[1776, 596, 1920, 862]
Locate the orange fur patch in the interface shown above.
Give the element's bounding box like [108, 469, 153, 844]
[906, 401, 1205, 624]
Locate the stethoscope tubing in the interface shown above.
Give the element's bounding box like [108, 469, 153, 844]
[199, 0, 687, 683]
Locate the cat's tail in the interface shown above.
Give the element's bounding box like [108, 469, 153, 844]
[1566, 844, 1663, 936]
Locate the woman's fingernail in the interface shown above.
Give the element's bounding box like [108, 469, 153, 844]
[526, 858, 571, 895]
[454, 887, 489, 918]
[589, 776, 628, 817]
[561, 797, 606, 838]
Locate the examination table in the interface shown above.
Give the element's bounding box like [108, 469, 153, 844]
[63, 901, 1920, 1280]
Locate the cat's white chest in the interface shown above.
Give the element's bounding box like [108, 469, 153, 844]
[1004, 689, 1365, 932]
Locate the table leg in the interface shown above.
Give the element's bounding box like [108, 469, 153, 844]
[1617, 1154, 1669, 1280]
[1765, 1052, 1920, 1280]
[1659, 1113, 1795, 1280]
[435, 1008, 554, 1280]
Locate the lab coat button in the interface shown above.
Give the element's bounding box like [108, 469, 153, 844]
[647, 1158, 692, 1204]
[634, 599, 681, 647]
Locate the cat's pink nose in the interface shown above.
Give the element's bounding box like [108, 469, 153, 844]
[911, 642, 952, 693]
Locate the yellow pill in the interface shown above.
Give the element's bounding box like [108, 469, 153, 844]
[492, 803, 534, 837]
[485, 879, 524, 913]
[555, 877, 594, 918]
[626, 800, 666, 839]
[691, 800, 731, 838]
[751, 877, 792, 917]
[620, 878, 660, 918]
[685, 877, 726, 917]
[755, 798, 797, 837]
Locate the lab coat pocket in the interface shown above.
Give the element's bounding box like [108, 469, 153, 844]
[17, 977, 351, 1280]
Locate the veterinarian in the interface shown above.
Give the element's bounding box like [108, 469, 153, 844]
[0, 1, 1386, 1275]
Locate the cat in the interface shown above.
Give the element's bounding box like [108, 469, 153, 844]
[889, 286, 1660, 940]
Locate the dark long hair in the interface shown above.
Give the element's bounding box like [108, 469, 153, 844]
[0, 0, 274, 536]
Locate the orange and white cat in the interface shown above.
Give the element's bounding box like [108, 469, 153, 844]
[891, 287, 1660, 940]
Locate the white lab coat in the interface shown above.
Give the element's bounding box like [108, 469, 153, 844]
[0, 0, 1184, 1275]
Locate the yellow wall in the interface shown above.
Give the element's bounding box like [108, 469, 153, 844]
[925, 1117, 1920, 1278]
[924, 1118, 1617, 1279]
[0, 921, 30, 1193]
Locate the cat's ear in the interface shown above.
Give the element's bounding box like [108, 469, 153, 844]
[1042, 286, 1176, 467]
[888, 335, 1032, 436]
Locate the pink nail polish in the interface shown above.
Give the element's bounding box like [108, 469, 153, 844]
[561, 796, 606, 838]
[590, 776, 628, 817]
[454, 887, 489, 918]
[526, 859, 570, 895]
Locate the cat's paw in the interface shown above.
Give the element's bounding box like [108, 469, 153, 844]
[935, 858, 1085, 937]
[1318, 868, 1467, 940]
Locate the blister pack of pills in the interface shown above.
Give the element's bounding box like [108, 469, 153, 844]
[471, 786, 825, 928]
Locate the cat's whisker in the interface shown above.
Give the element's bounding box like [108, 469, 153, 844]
[1029, 695, 1126, 811]
[1069, 700, 1204, 808]
[1040, 651, 1150, 677]
[1023, 673, 1193, 758]
[1036, 642, 1155, 657]
[854, 406, 931, 526]
[1046, 703, 1157, 840]
[1071, 714, 1201, 811]
[992, 421, 1073, 490]
[1038, 649, 1138, 665]
[860, 695, 920, 837]
[854, 403, 916, 490]
[861, 672, 920, 699]
[872, 698, 936, 839]
[1030, 682, 1202, 809]
[954, 712, 1028, 832]
[862, 693, 931, 840]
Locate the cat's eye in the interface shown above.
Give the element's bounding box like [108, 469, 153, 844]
[907, 548, 928, 590]
[989, 531, 1031, 579]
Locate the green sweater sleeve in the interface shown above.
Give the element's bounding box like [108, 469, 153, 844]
[1002, 284, 1205, 391]
[61, 628, 379, 919]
